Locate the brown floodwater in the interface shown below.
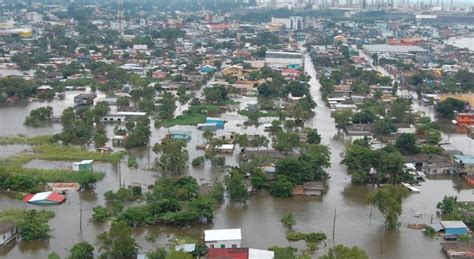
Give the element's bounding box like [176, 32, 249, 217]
[0, 56, 472, 258]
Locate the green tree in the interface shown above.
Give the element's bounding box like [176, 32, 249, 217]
[48, 253, 61, 259]
[159, 92, 176, 120]
[24, 106, 53, 127]
[319, 244, 368, 259]
[17, 210, 53, 241]
[272, 131, 300, 154]
[146, 248, 167, 259]
[436, 98, 466, 119]
[225, 169, 249, 203]
[270, 176, 294, 198]
[305, 128, 321, 144]
[69, 241, 94, 259]
[203, 85, 228, 104]
[373, 118, 395, 134]
[281, 212, 296, 229]
[437, 196, 458, 214]
[368, 186, 410, 229]
[94, 129, 108, 148]
[395, 133, 419, 155]
[268, 246, 299, 259]
[96, 221, 139, 259]
[153, 139, 189, 174]
[92, 206, 110, 222]
[332, 110, 353, 129]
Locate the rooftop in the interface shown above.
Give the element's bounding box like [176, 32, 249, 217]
[204, 228, 242, 242]
[440, 221, 469, 229]
[363, 44, 427, 54]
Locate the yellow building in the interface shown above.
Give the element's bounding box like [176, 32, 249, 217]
[440, 93, 474, 106]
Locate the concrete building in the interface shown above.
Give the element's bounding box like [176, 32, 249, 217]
[265, 50, 304, 69]
[362, 44, 427, 55]
[271, 16, 304, 30]
[0, 222, 17, 245]
[204, 228, 242, 249]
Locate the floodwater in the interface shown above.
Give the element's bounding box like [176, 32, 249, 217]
[0, 55, 473, 258]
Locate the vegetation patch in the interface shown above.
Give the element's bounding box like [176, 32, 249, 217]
[0, 135, 54, 145]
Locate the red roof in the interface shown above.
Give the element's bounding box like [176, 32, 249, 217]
[22, 194, 34, 203]
[48, 192, 66, 203]
[282, 69, 301, 74]
[208, 248, 248, 259]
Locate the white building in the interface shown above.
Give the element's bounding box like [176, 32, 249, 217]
[204, 228, 242, 249]
[271, 16, 304, 30]
[265, 50, 304, 69]
[0, 222, 17, 245]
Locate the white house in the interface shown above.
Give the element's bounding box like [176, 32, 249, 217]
[0, 222, 17, 245]
[204, 228, 242, 249]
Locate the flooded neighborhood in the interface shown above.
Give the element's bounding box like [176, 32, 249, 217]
[1, 1, 474, 259]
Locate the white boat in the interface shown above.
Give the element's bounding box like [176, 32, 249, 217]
[401, 182, 421, 193]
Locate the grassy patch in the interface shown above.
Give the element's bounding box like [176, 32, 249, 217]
[0, 135, 53, 145]
[161, 104, 221, 127]
[32, 145, 126, 163]
[0, 144, 125, 192]
[0, 209, 54, 222]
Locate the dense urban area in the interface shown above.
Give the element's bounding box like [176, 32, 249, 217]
[1, 0, 474, 258]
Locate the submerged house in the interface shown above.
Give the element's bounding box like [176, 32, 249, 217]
[23, 191, 66, 205]
[204, 228, 242, 249]
[165, 131, 192, 142]
[74, 93, 96, 106]
[0, 222, 17, 245]
[72, 160, 94, 172]
[206, 117, 226, 129]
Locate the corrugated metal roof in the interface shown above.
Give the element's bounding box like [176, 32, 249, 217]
[441, 221, 469, 229]
[205, 229, 242, 242]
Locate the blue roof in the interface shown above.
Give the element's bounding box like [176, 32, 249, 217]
[454, 155, 474, 164]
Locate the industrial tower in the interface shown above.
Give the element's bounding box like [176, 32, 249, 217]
[117, 0, 124, 36]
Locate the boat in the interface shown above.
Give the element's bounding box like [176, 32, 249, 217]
[401, 182, 421, 193]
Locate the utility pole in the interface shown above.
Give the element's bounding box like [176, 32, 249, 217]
[118, 160, 122, 188]
[79, 199, 83, 241]
[332, 208, 337, 243]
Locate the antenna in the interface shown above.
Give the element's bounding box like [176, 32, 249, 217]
[117, 0, 124, 36]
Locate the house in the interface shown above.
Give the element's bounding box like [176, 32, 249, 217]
[0, 222, 17, 245]
[440, 242, 474, 259]
[36, 85, 52, 95]
[440, 221, 470, 237]
[281, 68, 302, 79]
[403, 154, 451, 172]
[204, 229, 242, 249]
[112, 135, 126, 146]
[23, 191, 66, 205]
[206, 117, 226, 129]
[72, 160, 94, 172]
[74, 93, 96, 106]
[454, 155, 474, 174]
[293, 182, 325, 196]
[344, 124, 373, 136]
[222, 66, 244, 77]
[152, 70, 167, 79]
[197, 123, 218, 131]
[207, 144, 235, 154]
[47, 183, 81, 192]
[208, 248, 274, 259]
[165, 131, 192, 142]
[200, 65, 217, 74]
